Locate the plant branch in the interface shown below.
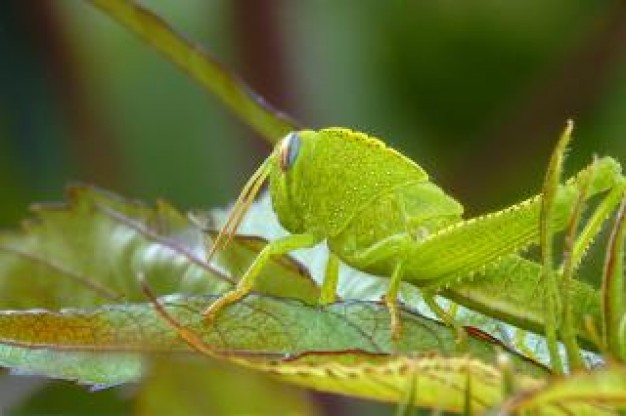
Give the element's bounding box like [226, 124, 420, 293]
[87, 0, 300, 144]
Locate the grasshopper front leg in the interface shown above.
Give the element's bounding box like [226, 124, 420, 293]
[203, 233, 320, 321]
[319, 252, 340, 305]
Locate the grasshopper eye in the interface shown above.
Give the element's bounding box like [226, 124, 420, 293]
[278, 132, 301, 172]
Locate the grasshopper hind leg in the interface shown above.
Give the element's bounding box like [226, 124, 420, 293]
[345, 233, 468, 341]
[340, 233, 414, 340]
[385, 260, 406, 340]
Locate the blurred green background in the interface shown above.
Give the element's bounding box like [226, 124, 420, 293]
[1, 0, 625, 414]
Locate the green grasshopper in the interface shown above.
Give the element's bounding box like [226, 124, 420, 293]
[204, 126, 625, 340]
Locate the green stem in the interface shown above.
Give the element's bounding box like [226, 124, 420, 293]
[559, 160, 593, 370]
[602, 197, 626, 360]
[572, 181, 626, 268]
[539, 121, 573, 374]
[87, 0, 299, 144]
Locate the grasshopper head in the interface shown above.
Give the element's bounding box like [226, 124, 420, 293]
[267, 131, 311, 235]
[210, 127, 462, 262]
[207, 130, 312, 262]
[268, 128, 435, 238]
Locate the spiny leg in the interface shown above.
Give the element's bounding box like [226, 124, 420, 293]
[344, 233, 413, 339]
[203, 233, 320, 321]
[421, 292, 454, 326]
[408, 160, 622, 350]
[402, 156, 623, 287]
[396, 142, 623, 351]
[438, 173, 623, 342]
[345, 232, 470, 341]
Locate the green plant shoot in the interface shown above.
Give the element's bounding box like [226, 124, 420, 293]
[204, 127, 625, 340]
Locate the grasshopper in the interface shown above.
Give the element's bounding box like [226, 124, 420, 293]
[204, 126, 625, 340]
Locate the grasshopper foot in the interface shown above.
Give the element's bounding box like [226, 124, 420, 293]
[384, 294, 403, 341]
[202, 289, 248, 323]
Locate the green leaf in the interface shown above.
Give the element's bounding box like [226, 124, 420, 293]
[262, 351, 540, 415]
[0, 185, 320, 310]
[0, 185, 232, 309]
[4, 187, 625, 413]
[1, 346, 144, 389]
[499, 366, 626, 414]
[0, 295, 547, 403]
[222, 192, 604, 358]
[0, 185, 549, 412]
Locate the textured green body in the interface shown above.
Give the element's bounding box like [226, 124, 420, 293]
[206, 126, 624, 348]
[269, 128, 463, 276]
[269, 128, 623, 288]
[269, 129, 457, 236]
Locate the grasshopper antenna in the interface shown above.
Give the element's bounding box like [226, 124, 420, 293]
[206, 158, 271, 263]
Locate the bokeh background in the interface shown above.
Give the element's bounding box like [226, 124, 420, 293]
[1, 1, 625, 414]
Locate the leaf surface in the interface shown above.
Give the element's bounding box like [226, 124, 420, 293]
[0, 294, 548, 410]
[4, 186, 621, 414]
[0, 186, 319, 310]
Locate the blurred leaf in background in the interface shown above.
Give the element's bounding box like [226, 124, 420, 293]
[2, 1, 625, 218]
